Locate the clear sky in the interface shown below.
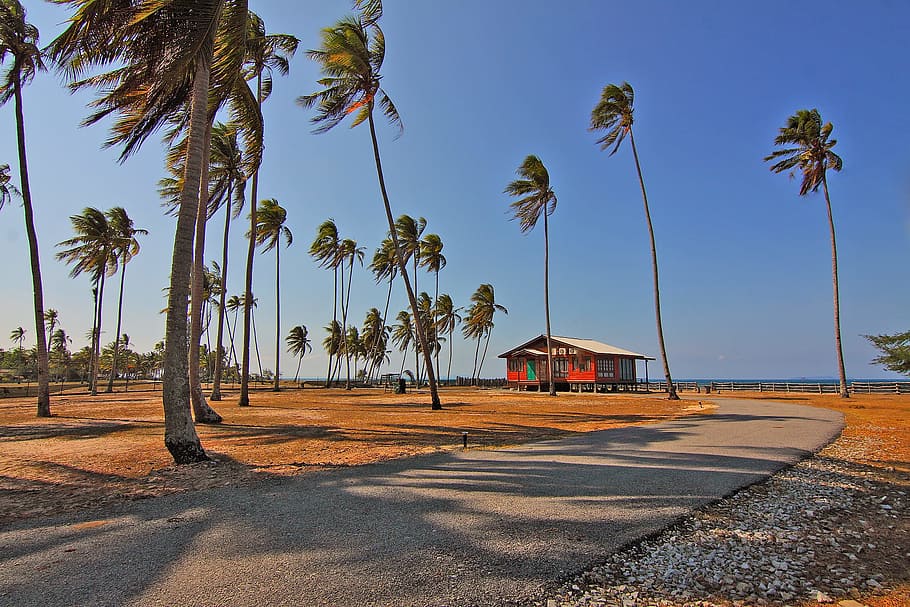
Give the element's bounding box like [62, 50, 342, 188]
[1, 0, 908, 381]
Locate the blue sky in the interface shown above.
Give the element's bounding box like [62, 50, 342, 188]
[1, 0, 907, 380]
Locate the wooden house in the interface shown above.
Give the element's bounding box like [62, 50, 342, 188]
[498, 335, 654, 392]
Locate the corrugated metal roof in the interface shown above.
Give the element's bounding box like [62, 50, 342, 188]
[499, 335, 653, 360]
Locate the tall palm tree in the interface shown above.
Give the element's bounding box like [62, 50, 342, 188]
[254, 198, 292, 391]
[224, 294, 243, 379]
[391, 310, 415, 377]
[590, 82, 678, 400]
[322, 319, 344, 383]
[434, 293, 461, 384]
[9, 326, 25, 377]
[368, 237, 398, 379]
[0, 163, 17, 210]
[43, 308, 58, 343]
[765, 108, 849, 398]
[310, 219, 342, 387]
[360, 307, 385, 382]
[419, 233, 446, 380]
[396, 214, 427, 294]
[505, 155, 558, 395]
[55, 207, 117, 396]
[105, 207, 147, 392]
[338, 237, 365, 389]
[238, 13, 299, 407]
[464, 283, 507, 383]
[50, 0, 251, 462]
[0, 0, 50, 416]
[298, 0, 441, 408]
[209, 122, 248, 400]
[50, 327, 71, 392]
[286, 324, 312, 385]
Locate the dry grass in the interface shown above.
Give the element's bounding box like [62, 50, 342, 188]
[0, 385, 698, 522]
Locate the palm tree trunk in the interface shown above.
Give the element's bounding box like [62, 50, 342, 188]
[106, 253, 128, 392]
[252, 310, 264, 381]
[471, 336, 481, 385]
[294, 354, 302, 384]
[367, 112, 441, 409]
[822, 177, 849, 398]
[273, 244, 281, 391]
[161, 56, 212, 463]
[629, 130, 678, 400]
[14, 79, 50, 417]
[88, 283, 98, 390]
[325, 264, 337, 388]
[434, 270, 440, 386]
[211, 187, 233, 400]
[447, 328, 453, 384]
[371, 278, 394, 382]
[340, 259, 350, 389]
[239, 75, 263, 407]
[479, 330, 492, 380]
[189, 120, 222, 424]
[92, 272, 106, 397]
[344, 258, 354, 389]
[543, 211, 556, 396]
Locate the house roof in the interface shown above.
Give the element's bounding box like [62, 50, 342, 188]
[498, 335, 654, 360]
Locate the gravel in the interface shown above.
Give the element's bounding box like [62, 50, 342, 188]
[536, 437, 909, 607]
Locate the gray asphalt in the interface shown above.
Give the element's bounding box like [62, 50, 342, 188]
[0, 398, 843, 607]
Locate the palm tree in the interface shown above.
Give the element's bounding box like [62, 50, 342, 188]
[505, 155, 558, 395]
[105, 207, 147, 393]
[590, 82, 678, 400]
[209, 122, 248, 401]
[224, 294, 243, 380]
[434, 293, 461, 384]
[338, 237, 365, 389]
[0, 163, 17, 210]
[765, 108, 849, 398]
[286, 324, 312, 385]
[298, 0, 441, 409]
[322, 320, 344, 383]
[9, 326, 25, 377]
[310, 219, 342, 387]
[415, 291, 438, 384]
[391, 310, 415, 377]
[464, 284, 507, 383]
[238, 13, 299, 407]
[43, 309, 58, 343]
[396, 214, 427, 294]
[419, 233, 446, 380]
[0, 0, 50, 416]
[361, 307, 386, 382]
[254, 198, 293, 391]
[50, 328, 71, 392]
[368, 237, 398, 379]
[50, 1, 251, 462]
[55, 207, 117, 396]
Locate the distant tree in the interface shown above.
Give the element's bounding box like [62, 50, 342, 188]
[505, 154, 558, 396]
[299, 0, 441, 408]
[338, 238, 365, 390]
[361, 307, 387, 382]
[286, 324, 312, 384]
[0, 0, 50, 415]
[864, 331, 910, 377]
[463, 284, 507, 384]
[105, 207, 146, 393]
[43, 308, 58, 342]
[368, 237, 398, 379]
[434, 293, 461, 384]
[590, 82, 678, 400]
[391, 310, 415, 376]
[765, 108, 848, 398]
[9, 326, 25, 376]
[254, 198, 293, 391]
[419, 233, 446, 380]
[322, 320, 344, 384]
[0, 163, 17, 210]
[310, 219, 342, 387]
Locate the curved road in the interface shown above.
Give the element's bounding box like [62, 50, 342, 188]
[0, 398, 843, 607]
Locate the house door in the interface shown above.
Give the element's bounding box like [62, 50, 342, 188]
[526, 359, 536, 380]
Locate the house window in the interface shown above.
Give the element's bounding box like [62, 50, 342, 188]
[508, 358, 522, 372]
[620, 358, 636, 380]
[573, 356, 592, 372]
[597, 357, 614, 376]
[553, 358, 568, 378]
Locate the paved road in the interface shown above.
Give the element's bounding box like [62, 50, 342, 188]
[0, 398, 843, 607]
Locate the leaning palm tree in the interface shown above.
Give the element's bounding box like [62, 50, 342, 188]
[310, 219, 342, 387]
[209, 122, 249, 400]
[0, 0, 50, 416]
[238, 13, 299, 407]
[50, 1, 251, 462]
[298, 0, 441, 408]
[765, 108, 849, 398]
[434, 293, 461, 384]
[254, 198, 293, 391]
[396, 214, 427, 293]
[419, 233, 446, 379]
[105, 207, 147, 392]
[286, 324, 312, 385]
[55, 207, 117, 396]
[505, 155, 558, 396]
[590, 82, 678, 400]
